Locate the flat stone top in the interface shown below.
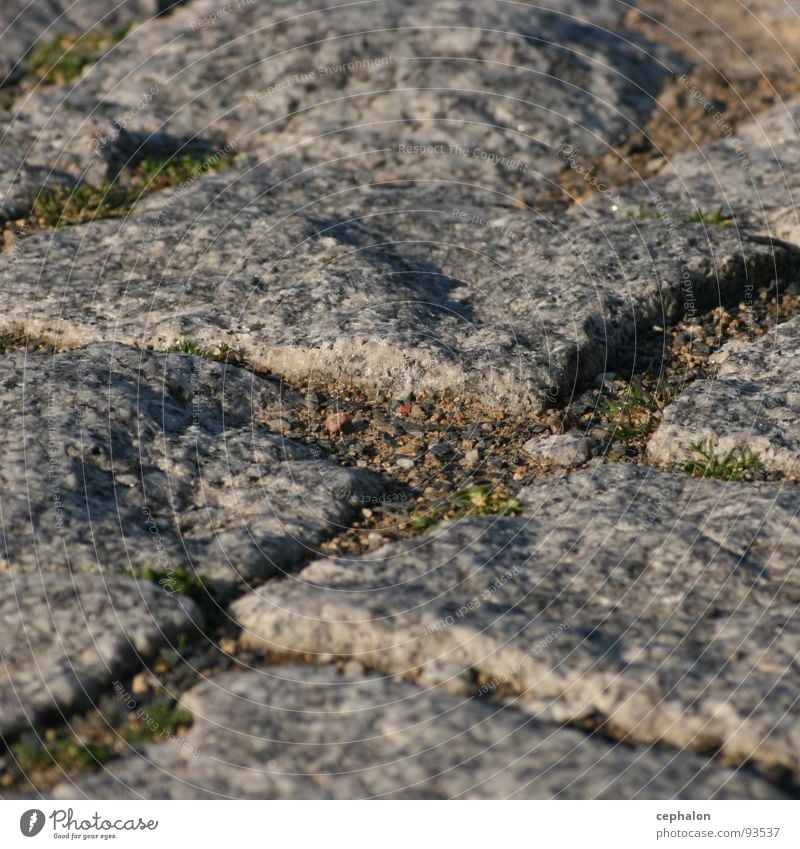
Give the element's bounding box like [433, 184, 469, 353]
[0, 0, 674, 219]
[648, 315, 800, 475]
[233, 463, 800, 783]
[0, 1, 160, 78]
[4, 164, 795, 410]
[0, 572, 200, 737]
[53, 666, 785, 800]
[0, 342, 381, 586]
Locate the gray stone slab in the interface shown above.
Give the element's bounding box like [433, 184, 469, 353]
[3, 164, 795, 410]
[0, 343, 381, 587]
[648, 315, 800, 476]
[0, 1, 162, 80]
[578, 95, 800, 244]
[233, 463, 800, 782]
[51, 666, 784, 799]
[0, 0, 675, 216]
[0, 572, 199, 737]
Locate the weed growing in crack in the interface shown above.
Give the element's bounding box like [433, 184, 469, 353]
[683, 206, 731, 225]
[28, 26, 131, 85]
[31, 152, 232, 228]
[11, 738, 112, 773]
[169, 339, 204, 355]
[684, 439, 762, 481]
[598, 377, 673, 444]
[136, 154, 231, 191]
[119, 703, 194, 746]
[136, 566, 218, 614]
[410, 485, 523, 531]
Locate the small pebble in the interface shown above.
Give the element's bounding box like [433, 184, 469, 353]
[325, 411, 353, 434]
[429, 441, 452, 458]
[131, 672, 151, 695]
[465, 448, 481, 465]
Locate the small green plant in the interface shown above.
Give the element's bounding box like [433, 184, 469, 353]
[137, 153, 230, 191]
[12, 737, 112, 772]
[450, 485, 523, 517]
[683, 207, 730, 226]
[121, 703, 193, 745]
[32, 182, 135, 227]
[136, 566, 217, 610]
[30, 151, 233, 228]
[169, 339, 204, 355]
[684, 439, 762, 481]
[28, 26, 131, 85]
[409, 485, 522, 531]
[598, 377, 671, 443]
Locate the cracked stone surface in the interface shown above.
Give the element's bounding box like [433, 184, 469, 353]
[0, 0, 675, 218]
[579, 95, 800, 244]
[233, 463, 800, 783]
[648, 315, 800, 476]
[3, 163, 797, 411]
[52, 666, 784, 799]
[0, 573, 199, 737]
[0, 342, 381, 587]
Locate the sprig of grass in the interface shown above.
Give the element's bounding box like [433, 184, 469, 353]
[28, 26, 131, 85]
[684, 439, 761, 481]
[31, 152, 233, 228]
[599, 377, 673, 443]
[136, 566, 218, 612]
[12, 738, 112, 772]
[121, 703, 194, 745]
[169, 339, 204, 355]
[683, 207, 730, 226]
[409, 485, 523, 531]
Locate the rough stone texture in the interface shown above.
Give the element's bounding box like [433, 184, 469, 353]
[0, 573, 199, 737]
[648, 315, 800, 476]
[3, 163, 796, 410]
[234, 463, 800, 783]
[0, 1, 164, 80]
[0, 1, 675, 218]
[52, 667, 784, 799]
[579, 95, 800, 244]
[0, 343, 381, 586]
[523, 431, 598, 467]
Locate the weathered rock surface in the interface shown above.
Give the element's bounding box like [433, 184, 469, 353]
[0, 343, 381, 586]
[0, 573, 199, 737]
[0, 1, 162, 80]
[0, 0, 674, 217]
[52, 667, 784, 799]
[3, 164, 796, 410]
[579, 95, 800, 244]
[234, 463, 800, 783]
[648, 315, 800, 476]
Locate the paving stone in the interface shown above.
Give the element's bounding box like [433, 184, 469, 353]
[0, 1, 163, 81]
[648, 315, 800, 476]
[0, 0, 674, 217]
[52, 667, 785, 799]
[579, 95, 800, 244]
[0, 572, 199, 737]
[0, 343, 381, 587]
[233, 463, 800, 783]
[3, 164, 796, 411]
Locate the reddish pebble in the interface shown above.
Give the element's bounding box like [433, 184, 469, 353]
[325, 411, 353, 434]
[395, 403, 414, 415]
